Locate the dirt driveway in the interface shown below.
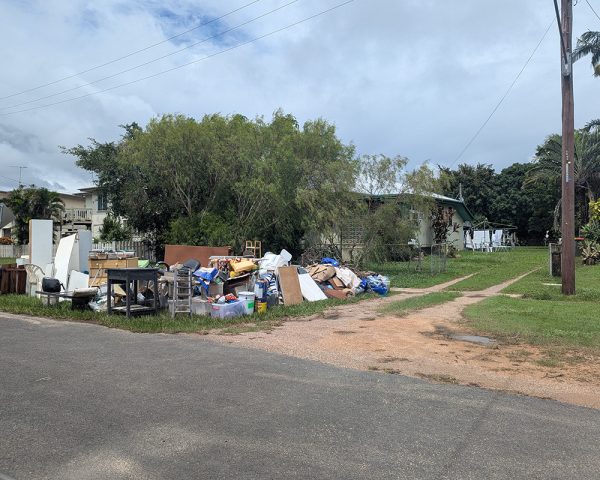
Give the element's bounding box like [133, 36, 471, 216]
[207, 274, 600, 409]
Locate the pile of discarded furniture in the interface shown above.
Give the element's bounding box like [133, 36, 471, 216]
[153, 250, 390, 320]
[15, 220, 98, 308]
[12, 223, 389, 320]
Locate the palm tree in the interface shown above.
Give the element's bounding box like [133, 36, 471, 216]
[28, 188, 65, 221]
[584, 118, 600, 133]
[4, 187, 64, 244]
[526, 125, 600, 227]
[573, 31, 600, 77]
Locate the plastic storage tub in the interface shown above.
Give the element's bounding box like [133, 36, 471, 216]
[237, 291, 255, 315]
[210, 300, 245, 319]
[192, 298, 211, 316]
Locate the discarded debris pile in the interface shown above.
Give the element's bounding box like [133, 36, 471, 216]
[306, 257, 389, 299]
[17, 228, 389, 320]
[99, 249, 391, 319]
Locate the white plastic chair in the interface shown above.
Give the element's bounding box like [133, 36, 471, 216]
[24, 264, 45, 298]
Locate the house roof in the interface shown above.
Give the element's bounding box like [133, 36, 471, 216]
[428, 193, 475, 222]
[360, 192, 475, 223]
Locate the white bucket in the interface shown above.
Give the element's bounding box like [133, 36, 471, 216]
[238, 291, 255, 315]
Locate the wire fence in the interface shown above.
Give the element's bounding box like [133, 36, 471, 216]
[301, 243, 450, 273]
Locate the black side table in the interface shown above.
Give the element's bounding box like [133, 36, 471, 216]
[106, 268, 159, 317]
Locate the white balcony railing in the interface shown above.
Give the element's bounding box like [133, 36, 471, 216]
[63, 208, 93, 223]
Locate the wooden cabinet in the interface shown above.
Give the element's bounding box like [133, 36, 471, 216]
[88, 257, 138, 287]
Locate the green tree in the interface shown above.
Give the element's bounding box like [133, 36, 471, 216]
[355, 154, 408, 196]
[523, 175, 560, 242]
[99, 215, 132, 242]
[167, 212, 233, 247]
[490, 163, 532, 238]
[65, 112, 358, 257]
[490, 163, 560, 243]
[527, 126, 600, 228]
[439, 163, 496, 222]
[4, 186, 65, 244]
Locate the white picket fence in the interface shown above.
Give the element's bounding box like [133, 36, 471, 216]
[92, 241, 155, 261]
[0, 241, 155, 261]
[0, 245, 29, 259]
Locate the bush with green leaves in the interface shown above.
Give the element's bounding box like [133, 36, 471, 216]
[99, 215, 131, 242]
[581, 240, 600, 265]
[168, 212, 234, 248]
[581, 220, 600, 243]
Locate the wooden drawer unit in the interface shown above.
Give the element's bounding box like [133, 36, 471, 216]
[88, 257, 138, 286]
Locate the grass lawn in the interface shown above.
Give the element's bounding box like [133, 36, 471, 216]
[0, 292, 381, 334]
[378, 291, 461, 317]
[0, 258, 16, 265]
[502, 262, 600, 302]
[463, 263, 600, 359]
[372, 247, 547, 290]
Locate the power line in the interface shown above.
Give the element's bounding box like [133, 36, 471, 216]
[0, 0, 264, 101]
[554, 0, 569, 64]
[0, 1, 354, 116]
[0, 0, 301, 111]
[584, 0, 600, 22]
[448, 19, 553, 168]
[0, 174, 19, 185]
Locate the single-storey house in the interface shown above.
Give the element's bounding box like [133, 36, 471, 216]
[414, 193, 475, 248]
[332, 192, 474, 261]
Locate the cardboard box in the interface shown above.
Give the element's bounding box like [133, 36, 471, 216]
[309, 265, 336, 283]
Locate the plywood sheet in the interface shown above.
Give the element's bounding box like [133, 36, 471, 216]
[277, 266, 303, 306]
[164, 245, 232, 268]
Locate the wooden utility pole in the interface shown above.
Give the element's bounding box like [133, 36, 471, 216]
[560, 0, 575, 295]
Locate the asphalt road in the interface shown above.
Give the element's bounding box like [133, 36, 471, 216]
[1, 313, 599, 480]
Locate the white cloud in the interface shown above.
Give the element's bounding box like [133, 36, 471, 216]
[0, 0, 597, 191]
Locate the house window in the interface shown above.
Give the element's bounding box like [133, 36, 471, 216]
[409, 209, 424, 223]
[97, 192, 108, 212]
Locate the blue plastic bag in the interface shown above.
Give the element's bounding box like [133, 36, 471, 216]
[321, 257, 340, 267]
[364, 275, 390, 296]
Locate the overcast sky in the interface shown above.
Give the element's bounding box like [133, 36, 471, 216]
[0, 0, 598, 192]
